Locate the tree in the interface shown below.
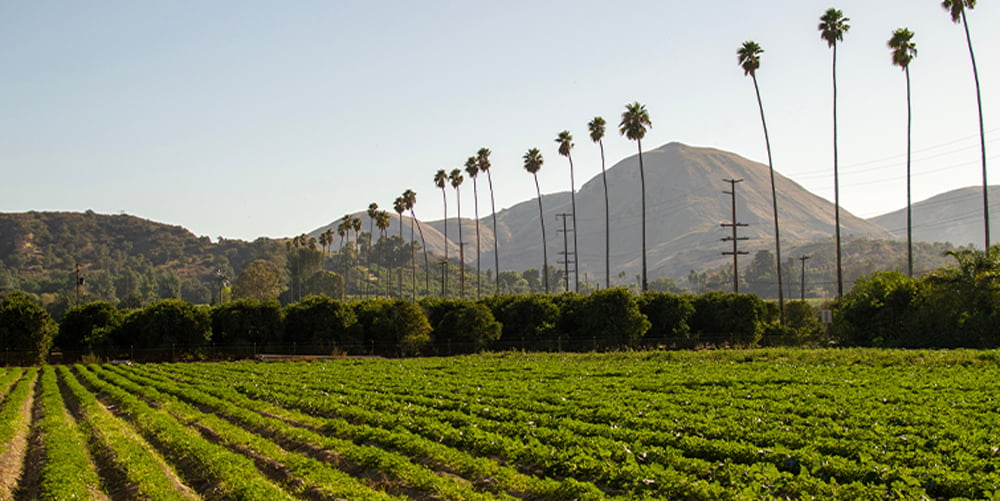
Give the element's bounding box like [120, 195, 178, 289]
[477, 147, 500, 293]
[392, 197, 406, 297]
[114, 299, 211, 357]
[619, 102, 652, 292]
[303, 269, 344, 299]
[555, 130, 580, 292]
[464, 157, 482, 298]
[588, 116, 611, 289]
[58, 301, 123, 360]
[283, 295, 359, 353]
[286, 247, 324, 304]
[366, 202, 379, 295]
[0, 291, 57, 364]
[819, 7, 850, 298]
[233, 259, 285, 302]
[739, 40, 785, 323]
[887, 28, 918, 277]
[942, 0, 989, 249]
[375, 210, 392, 296]
[449, 168, 466, 298]
[434, 169, 450, 296]
[210, 298, 283, 349]
[403, 189, 430, 297]
[401, 189, 418, 300]
[523, 148, 549, 293]
[351, 216, 362, 293]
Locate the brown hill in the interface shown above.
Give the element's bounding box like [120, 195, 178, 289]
[868, 185, 1000, 248]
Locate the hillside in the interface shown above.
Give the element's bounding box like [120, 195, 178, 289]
[868, 185, 1000, 248]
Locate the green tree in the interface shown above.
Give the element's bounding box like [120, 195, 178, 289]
[0, 291, 57, 364]
[494, 294, 560, 350]
[523, 148, 549, 293]
[942, 0, 988, 249]
[888, 28, 918, 276]
[555, 130, 580, 292]
[392, 197, 406, 297]
[588, 116, 611, 290]
[580, 288, 650, 349]
[738, 40, 784, 322]
[57, 301, 123, 360]
[114, 299, 211, 358]
[434, 301, 501, 354]
[638, 291, 694, 347]
[283, 296, 359, 353]
[354, 298, 432, 356]
[210, 298, 283, 349]
[233, 259, 285, 302]
[649, 277, 684, 294]
[403, 190, 430, 296]
[365, 203, 379, 295]
[619, 102, 652, 292]
[302, 269, 344, 300]
[375, 210, 391, 296]
[818, 7, 850, 298]
[477, 147, 500, 293]
[833, 271, 927, 347]
[925, 245, 1000, 346]
[287, 246, 324, 304]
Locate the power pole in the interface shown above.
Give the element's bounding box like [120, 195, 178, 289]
[556, 213, 575, 292]
[721, 179, 749, 293]
[799, 255, 811, 301]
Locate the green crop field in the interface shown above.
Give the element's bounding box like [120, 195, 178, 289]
[1, 349, 999, 499]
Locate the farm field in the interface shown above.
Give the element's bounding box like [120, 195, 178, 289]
[1, 349, 999, 500]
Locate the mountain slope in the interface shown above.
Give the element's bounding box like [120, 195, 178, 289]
[868, 185, 1000, 247]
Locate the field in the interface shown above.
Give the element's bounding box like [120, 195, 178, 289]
[1, 349, 999, 500]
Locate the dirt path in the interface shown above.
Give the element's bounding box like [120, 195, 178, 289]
[0, 375, 35, 501]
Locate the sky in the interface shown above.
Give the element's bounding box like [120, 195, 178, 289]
[2, 1, 997, 241]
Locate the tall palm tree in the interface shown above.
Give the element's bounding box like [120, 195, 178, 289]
[393, 197, 406, 297]
[738, 40, 785, 323]
[942, 0, 988, 249]
[402, 189, 420, 300]
[819, 7, 850, 298]
[588, 117, 610, 290]
[405, 191, 431, 295]
[523, 147, 549, 293]
[556, 130, 580, 292]
[888, 28, 918, 277]
[366, 202, 379, 296]
[338, 215, 351, 296]
[465, 157, 482, 298]
[477, 148, 499, 293]
[449, 168, 465, 298]
[351, 216, 362, 294]
[434, 169, 449, 296]
[619, 102, 652, 292]
[375, 210, 391, 296]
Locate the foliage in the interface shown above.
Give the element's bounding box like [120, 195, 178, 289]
[0, 290, 57, 364]
[490, 294, 560, 350]
[430, 300, 502, 355]
[210, 298, 283, 349]
[689, 291, 767, 346]
[283, 295, 359, 352]
[114, 299, 211, 355]
[57, 301, 123, 360]
[302, 269, 344, 300]
[353, 298, 431, 356]
[232, 259, 285, 301]
[638, 291, 694, 347]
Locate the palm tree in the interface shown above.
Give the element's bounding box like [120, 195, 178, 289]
[338, 215, 351, 293]
[351, 216, 362, 295]
[477, 148, 499, 293]
[402, 189, 419, 300]
[375, 210, 391, 296]
[402, 189, 430, 296]
[465, 157, 482, 298]
[366, 202, 379, 296]
[449, 168, 466, 298]
[393, 197, 406, 297]
[318, 228, 332, 257]
[619, 102, 652, 292]
[819, 7, 850, 298]
[942, 0, 988, 249]
[888, 28, 918, 277]
[738, 40, 784, 323]
[434, 169, 449, 296]
[588, 117, 610, 290]
[523, 147, 549, 293]
[555, 130, 580, 292]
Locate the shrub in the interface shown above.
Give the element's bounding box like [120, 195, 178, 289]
[638, 292, 694, 348]
[113, 299, 211, 359]
[689, 292, 767, 347]
[283, 295, 359, 353]
[0, 291, 57, 364]
[832, 271, 926, 347]
[211, 298, 283, 349]
[426, 300, 501, 355]
[353, 298, 431, 356]
[57, 301, 122, 361]
[493, 294, 560, 351]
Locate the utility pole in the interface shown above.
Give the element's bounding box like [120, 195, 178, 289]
[721, 179, 749, 293]
[799, 255, 811, 301]
[556, 213, 575, 292]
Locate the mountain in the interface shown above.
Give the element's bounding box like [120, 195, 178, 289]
[867, 185, 1000, 248]
[310, 142, 892, 285]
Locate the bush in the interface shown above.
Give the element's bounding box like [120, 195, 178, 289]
[638, 292, 694, 348]
[283, 295, 359, 353]
[784, 300, 823, 344]
[689, 292, 767, 347]
[353, 298, 431, 356]
[113, 299, 211, 359]
[424, 300, 501, 355]
[832, 271, 926, 347]
[57, 301, 122, 361]
[493, 294, 560, 351]
[210, 298, 283, 349]
[0, 291, 57, 365]
[554, 289, 649, 351]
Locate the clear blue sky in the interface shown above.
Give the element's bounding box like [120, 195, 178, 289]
[2, 1, 997, 241]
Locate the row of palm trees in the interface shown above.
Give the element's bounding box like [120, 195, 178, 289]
[733, 1, 987, 323]
[326, 2, 987, 308]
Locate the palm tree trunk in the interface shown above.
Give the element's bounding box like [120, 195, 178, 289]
[568, 154, 579, 292]
[962, 10, 989, 249]
[599, 140, 610, 289]
[397, 216, 404, 298]
[486, 171, 500, 294]
[638, 138, 648, 292]
[534, 174, 549, 293]
[409, 217, 416, 300]
[472, 178, 481, 299]
[833, 43, 844, 298]
[441, 189, 448, 297]
[456, 190, 465, 299]
[368, 219, 374, 297]
[377, 231, 384, 297]
[753, 73, 784, 324]
[905, 65, 913, 277]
